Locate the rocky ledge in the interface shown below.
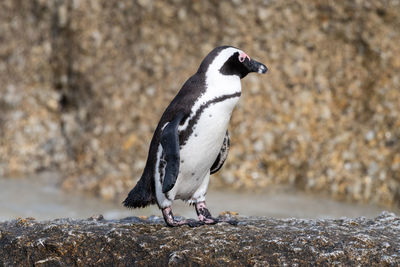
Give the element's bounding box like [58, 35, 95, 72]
[0, 212, 399, 266]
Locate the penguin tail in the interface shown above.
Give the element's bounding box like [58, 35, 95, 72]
[123, 174, 156, 208]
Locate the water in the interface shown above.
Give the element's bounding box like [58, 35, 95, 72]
[0, 172, 398, 221]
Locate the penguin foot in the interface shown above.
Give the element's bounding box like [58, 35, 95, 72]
[195, 201, 219, 225]
[161, 204, 237, 227]
[162, 207, 204, 227]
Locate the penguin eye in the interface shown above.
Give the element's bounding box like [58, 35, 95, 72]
[238, 52, 250, 63]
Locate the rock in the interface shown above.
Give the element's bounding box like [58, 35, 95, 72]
[0, 212, 399, 265]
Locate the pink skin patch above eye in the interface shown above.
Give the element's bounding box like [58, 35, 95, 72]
[238, 51, 251, 62]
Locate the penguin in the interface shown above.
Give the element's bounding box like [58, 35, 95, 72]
[123, 46, 268, 227]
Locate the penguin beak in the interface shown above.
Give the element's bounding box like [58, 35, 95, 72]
[243, 58, 268, 74]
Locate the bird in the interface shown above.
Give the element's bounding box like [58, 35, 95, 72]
[123, 46, 268, 227]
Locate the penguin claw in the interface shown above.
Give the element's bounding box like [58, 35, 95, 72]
[200, 217, 219, 225]
[164, 219, 204, 227]
[186, 219, 205, 228]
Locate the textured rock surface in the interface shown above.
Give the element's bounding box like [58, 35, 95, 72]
[0, 212, 399, 266]
[1, 0, 400, 206]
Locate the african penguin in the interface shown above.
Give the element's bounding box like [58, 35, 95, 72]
[123, 46, 268, 227]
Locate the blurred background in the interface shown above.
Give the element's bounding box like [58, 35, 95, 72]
[1, 0, 399, 221]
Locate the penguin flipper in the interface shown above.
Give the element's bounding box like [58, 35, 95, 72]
[210, 130, 230, 174]
[161, 112, 185, 193]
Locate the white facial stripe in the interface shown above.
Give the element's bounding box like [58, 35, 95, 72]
[207, 47, 241, 73]
[178, 47, 242, 132]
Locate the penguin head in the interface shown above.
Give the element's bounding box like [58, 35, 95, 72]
[198, 46, 268, 79]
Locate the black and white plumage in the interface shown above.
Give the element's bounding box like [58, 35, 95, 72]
[123, 46, 268, 227]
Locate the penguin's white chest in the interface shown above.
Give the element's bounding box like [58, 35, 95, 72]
[174, 95, 240, 199]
